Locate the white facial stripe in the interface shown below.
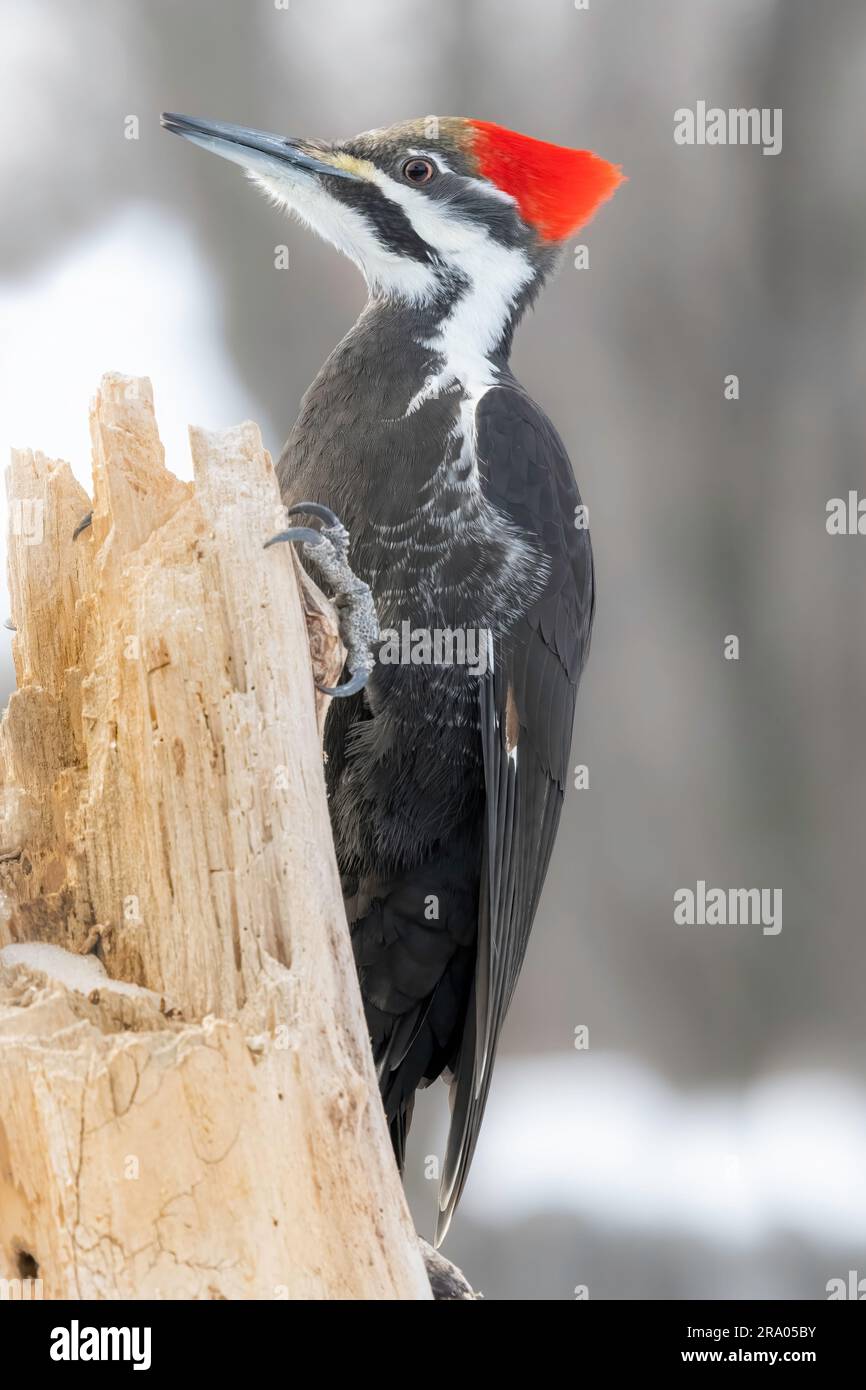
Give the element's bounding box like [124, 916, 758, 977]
[242, 143, 529, 327]
[363, 164, 525, 268]
[406, 148, 451, 171]
[250, 167, 436, 302]
[405, 150, 518, 207]
[461, 174, 518, 207]
[371, 166, 533, 412]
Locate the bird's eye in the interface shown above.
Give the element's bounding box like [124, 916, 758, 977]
[401, 157, 435, 185]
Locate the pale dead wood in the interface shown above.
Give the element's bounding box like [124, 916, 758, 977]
[0, 373, 430, 1300]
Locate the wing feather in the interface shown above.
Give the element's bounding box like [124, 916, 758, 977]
[436, 384, 595, 1243]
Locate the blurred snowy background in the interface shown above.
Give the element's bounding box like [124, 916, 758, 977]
[1, 0, 864, 1299]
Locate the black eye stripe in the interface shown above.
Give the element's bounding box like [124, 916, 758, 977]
[328, 179, 436, 263]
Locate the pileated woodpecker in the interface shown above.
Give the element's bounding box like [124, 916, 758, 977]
[161, 111, 622, 1243]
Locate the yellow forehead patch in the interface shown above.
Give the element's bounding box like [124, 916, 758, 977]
[326, 151, 379, 179]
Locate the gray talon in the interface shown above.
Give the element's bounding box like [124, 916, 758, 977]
[288, 502, 341, 528]
[4, 618, 16, 633]
[73, 511, 93, 540]
[316, 670, 370, 699]
[264, 526, 326, 549]
[265, 502, 379, 699]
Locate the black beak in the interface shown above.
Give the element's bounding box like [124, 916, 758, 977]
[160, 113, 361, 181]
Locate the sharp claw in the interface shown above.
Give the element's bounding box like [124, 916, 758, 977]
[73, 511, 93, 541]
[266, 501, 377, 702]
[264, 526, 326, 549]
[288, 502, 341, 528]
[316, 669, 370, 699]
[4, 618, 16, 633]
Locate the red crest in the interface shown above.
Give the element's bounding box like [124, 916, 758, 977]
[467, 120, 624, 241]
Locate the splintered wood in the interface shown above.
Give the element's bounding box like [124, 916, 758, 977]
[0, 374, 430, 1300]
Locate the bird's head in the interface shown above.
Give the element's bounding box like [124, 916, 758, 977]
[162, 112, 623, 333]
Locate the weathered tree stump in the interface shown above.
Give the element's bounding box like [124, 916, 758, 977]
[0, 374, 431, 1300]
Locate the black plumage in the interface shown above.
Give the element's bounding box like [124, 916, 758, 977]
[161, 110, 617, 1241]
[280, 336, 594, 1241]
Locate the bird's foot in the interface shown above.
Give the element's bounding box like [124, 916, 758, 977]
[265, 503, 379, 698]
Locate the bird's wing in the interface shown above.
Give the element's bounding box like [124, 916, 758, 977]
[437, 383, 595, 1244]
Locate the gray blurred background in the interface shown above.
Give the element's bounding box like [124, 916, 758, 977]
[1, 0, 864, 1300]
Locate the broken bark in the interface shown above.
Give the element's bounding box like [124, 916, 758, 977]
[0, 373, 431, 1300]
